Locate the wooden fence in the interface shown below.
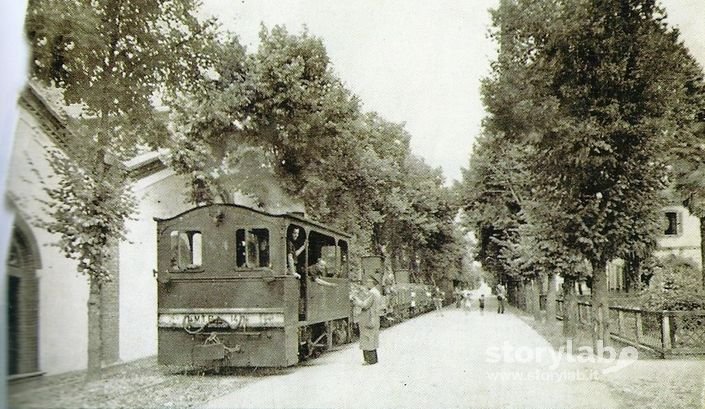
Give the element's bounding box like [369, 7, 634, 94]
[548, 298, 705, 358]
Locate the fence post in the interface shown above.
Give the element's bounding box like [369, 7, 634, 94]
[661, 312, 672, 356]
[635, 311, 642, 345]
[617, 310, 624, 336]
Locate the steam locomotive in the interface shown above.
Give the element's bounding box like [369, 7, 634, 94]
[155, 204, 436, 369]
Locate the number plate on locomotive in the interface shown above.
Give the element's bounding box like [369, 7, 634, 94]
[158, 309, 285, 329]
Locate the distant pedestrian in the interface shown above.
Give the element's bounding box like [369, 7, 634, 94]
[351, 275, 383, 365]
[410, 291, 417, 316]
[462, 291, 472, 314]
[495, 283, 506, 314]
[479, 294, 485, 315]
[433, 287, 444, 316]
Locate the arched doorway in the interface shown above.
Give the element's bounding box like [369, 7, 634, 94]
[6, 223, 40, 376]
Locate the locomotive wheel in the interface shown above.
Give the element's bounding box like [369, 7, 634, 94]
[298, 326, 313, 360]
[299, 325, 329, 360]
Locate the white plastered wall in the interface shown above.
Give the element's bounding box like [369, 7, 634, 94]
[7, 106, 89, 375]
[656, 205, 702, 270]
[117, 169, 192, 362]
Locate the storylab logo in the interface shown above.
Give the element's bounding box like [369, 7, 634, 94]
[485, 340, 638, 375]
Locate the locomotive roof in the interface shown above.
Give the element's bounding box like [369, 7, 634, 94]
[154, 203, 352, 238]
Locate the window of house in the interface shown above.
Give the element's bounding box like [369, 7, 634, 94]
[170, 230, 202, 270]
[236, 228, 270, 268]
[607, 262, 625, 292]
[664, 211, 680, 236]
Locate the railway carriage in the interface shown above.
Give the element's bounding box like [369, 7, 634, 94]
[155, 204, 353, 369]
[358, 256, 436, 324]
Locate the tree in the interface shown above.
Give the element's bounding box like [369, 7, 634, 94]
[519, 198, 589, 329]
[457, 130, 532, 308]
[25, 0, 215, 378]
[401, 158, 461, 283]
[668, 76, 705, 287]
[484, 0, 704, 351]
[169, 25, 467, 279]
[641, 255, 705, 310]
[169, 26, 364, 213]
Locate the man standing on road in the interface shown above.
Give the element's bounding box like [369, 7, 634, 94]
[351, 275, 383, 365]
[495, 283, 506, 314]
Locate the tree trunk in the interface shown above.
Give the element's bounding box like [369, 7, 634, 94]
[88, 123, 110, 380]
[562, 276, 577, 338]
[546, 272, 557, 327]
[624, 254, 642, 293]
[531, 277, 542, 321]
[87, 277, 103, 380]
[391, 240, 401, 272]
[590, 260, 610, 353]
[701, 217, 705, 288]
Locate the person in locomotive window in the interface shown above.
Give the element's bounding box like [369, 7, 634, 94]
[286, 227, 306, 279]
[308, 258, 336, 287]
[350, 275, 383, 365]
[259, 238, 270, 267]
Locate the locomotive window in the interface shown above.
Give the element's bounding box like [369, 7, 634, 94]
[236, 228, 270, 268]
[307, 231, 337, 277]
[169, 230, 202, 270]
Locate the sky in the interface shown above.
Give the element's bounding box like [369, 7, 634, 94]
[200, 0, 705, 184]
[200, 0, 498, 184]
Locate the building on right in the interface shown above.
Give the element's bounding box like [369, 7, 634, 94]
[654, 205, 703, 271]
[606, 204, 703, 294]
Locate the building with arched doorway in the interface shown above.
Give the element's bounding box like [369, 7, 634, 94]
[5, 83, 194, 377]
[6, 217, 41, 378]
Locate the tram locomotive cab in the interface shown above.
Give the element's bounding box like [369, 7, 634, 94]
[155, 204, 352, 369]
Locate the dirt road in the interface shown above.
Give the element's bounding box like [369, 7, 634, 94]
[207, 305, 621, 409]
